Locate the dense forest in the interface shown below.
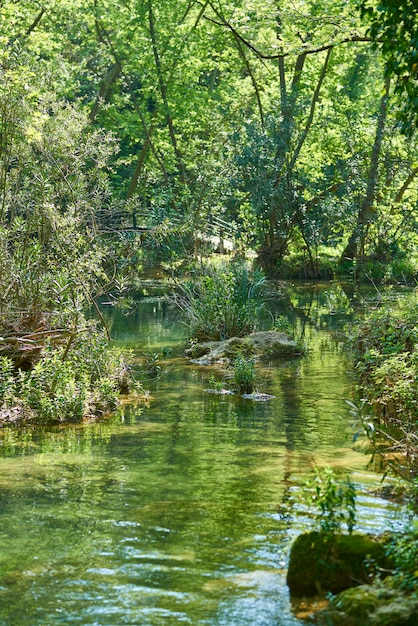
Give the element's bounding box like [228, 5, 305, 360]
[1, 0, 417, 279]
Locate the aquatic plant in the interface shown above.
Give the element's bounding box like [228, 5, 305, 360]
[143, 352, 163, 378]
[233, 355, 256, 394]
[175, 261, 266, 341]
[208, 373, 226, 392]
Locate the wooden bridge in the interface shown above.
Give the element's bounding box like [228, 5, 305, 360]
[95, 208, 238, 252]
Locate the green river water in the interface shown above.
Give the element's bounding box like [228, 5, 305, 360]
[0, 283, 405, 625]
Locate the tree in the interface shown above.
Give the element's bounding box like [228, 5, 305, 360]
[360, 0, 418, 135]
[1, 0, 417, 276]
[206, 0, 383, 273]
[0, 45, 120, 346]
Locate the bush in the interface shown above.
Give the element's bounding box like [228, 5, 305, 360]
[302, 466, 357, 534]
[349, 291, 418, 477]
[19, 355, 89, 422]
[0, 328, 138, 424]
[386, 526, 418, 593]
[176, 261, 266, 341]
[233, 356, 256, 394]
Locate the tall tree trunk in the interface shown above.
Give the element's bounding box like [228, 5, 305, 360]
[89, 61, 121, 123]
[148, 0, 186, 183]
[340, 76, 391, 264]
[126, 123, 155, 198]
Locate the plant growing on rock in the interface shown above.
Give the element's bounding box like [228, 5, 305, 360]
[233, 355, 256, 394]
[175, 262, 266, 341]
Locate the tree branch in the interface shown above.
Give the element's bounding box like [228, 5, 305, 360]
[148, 0, 186, 183]
[394, 166, 418, 204]
[233, 35, 264, 126]
[204, 13, 373, 60]
[25, 8, 45, 38]
[290, 47, 333, 169]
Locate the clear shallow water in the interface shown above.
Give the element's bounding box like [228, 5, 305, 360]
[0, 283, 405, 625]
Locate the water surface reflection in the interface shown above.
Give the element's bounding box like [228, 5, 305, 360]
[0, 283, 402, 625]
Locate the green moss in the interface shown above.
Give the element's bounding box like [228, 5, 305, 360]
[332, 585, 382, 621]
[317, 583, 418, 626]
[287, 531, 389, 596]
[370, 599, 418, 626]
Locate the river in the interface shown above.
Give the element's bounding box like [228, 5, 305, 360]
[0, 282, 404, 625]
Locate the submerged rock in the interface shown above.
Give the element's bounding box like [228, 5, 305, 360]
[186, 331, 303, 365]
[286, 531, 389, 596]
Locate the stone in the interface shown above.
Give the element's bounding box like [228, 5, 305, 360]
[286, 531, 389, 596]
[186, 331, 303, 365]
[315, 583, 418, 626]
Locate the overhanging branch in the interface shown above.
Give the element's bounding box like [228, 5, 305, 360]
[204, 12, 374, 60]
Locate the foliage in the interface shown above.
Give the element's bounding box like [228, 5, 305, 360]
[349, 291, 418, 477]
[0, 357, 16, 407]
[302, 466, 357, 534]
[175, 262, 266, 341]
[0, 330, 137, 423]
[0, 50, 122, 346]
[233, 356, 256, 394]
[0, 45, 147, 425]
[1, 0, 417, 277]
[208, 373, 226, 392]
[273, 315, 293, 335]
[360, 0, 418, 134]
[1, 0, 418, 422]
[385, 525, 418, 593]
[348, 256, 418, 285]
[143, 352, 162, 379]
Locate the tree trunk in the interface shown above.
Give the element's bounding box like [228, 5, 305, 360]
[89, 62, 121, 123]
[340, 76, 391, 264]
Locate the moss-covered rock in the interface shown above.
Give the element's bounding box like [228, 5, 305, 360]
[186, 331, 304, 365]
[329, 585, 386, 623]
[370, 598, 418, 626]
[287, 531, 389, 596]
[315, 582, 418, 626]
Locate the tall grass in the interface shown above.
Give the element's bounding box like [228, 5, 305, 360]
[176, 262, 266, 341]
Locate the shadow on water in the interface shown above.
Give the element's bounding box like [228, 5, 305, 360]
[0, 282, 406, 625]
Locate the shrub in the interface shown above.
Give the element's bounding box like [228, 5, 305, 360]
[302, 467, 357, 534]
[0, 328, 138, 424]
[385, 526, 418, 592]
[233, 356, 256, 394]
[176, 261, 266, 341]
[349, 291, 418, 477]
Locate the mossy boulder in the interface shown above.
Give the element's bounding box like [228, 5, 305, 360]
[287, 531, 389, 596]
[370, 597, 418, 626]
[185, 331, 303, 365]
[322, 585, 387, 624]
[315, 583, 418, 626]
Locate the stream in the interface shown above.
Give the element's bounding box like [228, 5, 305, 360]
[0, 282, 405, 625]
